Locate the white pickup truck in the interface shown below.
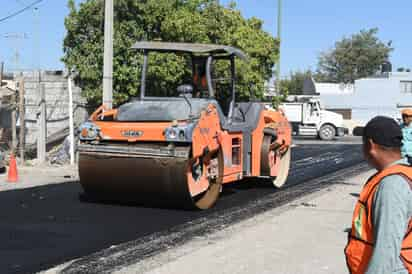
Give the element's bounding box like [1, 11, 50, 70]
[280, 96, 348, 140]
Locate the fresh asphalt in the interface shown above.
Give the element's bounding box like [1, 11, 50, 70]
[0, 141, 365, 274]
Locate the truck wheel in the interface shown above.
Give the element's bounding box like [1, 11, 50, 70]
[319, 124, 336, 141]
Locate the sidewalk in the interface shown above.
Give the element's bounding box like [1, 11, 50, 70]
[0, 164, 78, 191]
[117, 168, 375, 274]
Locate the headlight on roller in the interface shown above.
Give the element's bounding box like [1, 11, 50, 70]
[166, 128, 178, 139]
[178, 130, 185, 140]
[164, 124, 194, 142]
[79, 122, 100, 141]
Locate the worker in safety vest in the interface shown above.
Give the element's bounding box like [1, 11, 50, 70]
[193, 65, 208, 98]
[345, 116, 412, 274]
[401, 108, 412, 163]
[193, 72, 207, 90]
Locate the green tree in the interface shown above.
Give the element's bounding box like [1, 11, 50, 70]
[317, 28, 393, 83]
[280, 70, 313, 95]
[63, 0, 279, 107]
[397, 67, 411, 73]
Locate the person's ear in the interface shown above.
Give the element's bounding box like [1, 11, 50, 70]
[369, 139, 379, 153]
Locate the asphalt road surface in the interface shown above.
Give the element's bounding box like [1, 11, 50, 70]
[0, 142, 365, 274]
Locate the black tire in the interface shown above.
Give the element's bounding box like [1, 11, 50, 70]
[319, 124, 336, 141]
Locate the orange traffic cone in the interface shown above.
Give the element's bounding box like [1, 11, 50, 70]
[7, 153, 18, 183]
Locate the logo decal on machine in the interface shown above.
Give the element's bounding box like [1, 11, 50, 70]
[121, 130, 143, 138]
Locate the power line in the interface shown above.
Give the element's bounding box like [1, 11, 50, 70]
[0, 0, 43, 23]
[15, 0, 28, 6]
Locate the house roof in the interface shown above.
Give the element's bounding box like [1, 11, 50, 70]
[0, 86, 14, 98]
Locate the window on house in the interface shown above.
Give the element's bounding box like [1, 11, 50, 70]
[400, 81, 412, 93]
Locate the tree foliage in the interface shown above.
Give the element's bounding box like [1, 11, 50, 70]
[63, 0, 279, 107]
[317, 28, 393, 83]
[280, 70, 313, 95]
[397, 67, 411, 73]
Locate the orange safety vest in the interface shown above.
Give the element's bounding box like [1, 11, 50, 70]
[193, 74, 207, 90]
[345, 164, 412, 274]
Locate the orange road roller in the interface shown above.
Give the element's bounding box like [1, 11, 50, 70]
[78, 42, 292, 209]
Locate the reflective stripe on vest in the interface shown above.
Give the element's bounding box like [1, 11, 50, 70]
[344, 164, 412, 274]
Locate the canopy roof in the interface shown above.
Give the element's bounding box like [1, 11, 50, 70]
[131, 41, 248, 61]
[0, 86, 14, 99]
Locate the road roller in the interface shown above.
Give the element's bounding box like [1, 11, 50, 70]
[78, 42, 292, 209]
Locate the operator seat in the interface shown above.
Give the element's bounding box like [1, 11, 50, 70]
[224, 102, 264, 133]
[222, 102, 265, 176]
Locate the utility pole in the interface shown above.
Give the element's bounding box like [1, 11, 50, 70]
[103, 0, 113, 109]
[33, 5, 45, 163]
[67, 75, 75, 165]
[276, 0, 282, 95]
[37, 82, 46, 163]
[3, 33, 28, 72]
[34, 6, 40, 71]
[11, 93, 17, 155]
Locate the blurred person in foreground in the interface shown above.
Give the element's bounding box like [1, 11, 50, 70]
[345, 116, 412, 274]
[401, 108, 412, 163]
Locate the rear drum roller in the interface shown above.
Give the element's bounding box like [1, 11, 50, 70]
[261, 135, 291, 188]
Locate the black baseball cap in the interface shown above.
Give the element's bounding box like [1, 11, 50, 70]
[360, 116, 402, 147]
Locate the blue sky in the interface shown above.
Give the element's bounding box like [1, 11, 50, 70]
[0, 0, 411, 76]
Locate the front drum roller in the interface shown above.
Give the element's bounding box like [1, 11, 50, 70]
[260, 135, 291, 188]
[78, 146, 223, 210]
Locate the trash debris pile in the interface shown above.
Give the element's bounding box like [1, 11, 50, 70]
[49, 136, 78, 165]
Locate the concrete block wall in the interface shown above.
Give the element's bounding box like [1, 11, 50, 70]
[15, 70, 88, 146]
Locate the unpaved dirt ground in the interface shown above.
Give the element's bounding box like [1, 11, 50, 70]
[0, 164, 78, 191]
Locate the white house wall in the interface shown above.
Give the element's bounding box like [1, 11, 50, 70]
[320, 73, 412, 125]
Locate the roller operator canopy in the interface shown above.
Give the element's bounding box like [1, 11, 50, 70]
[131, 41, 248, 61]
